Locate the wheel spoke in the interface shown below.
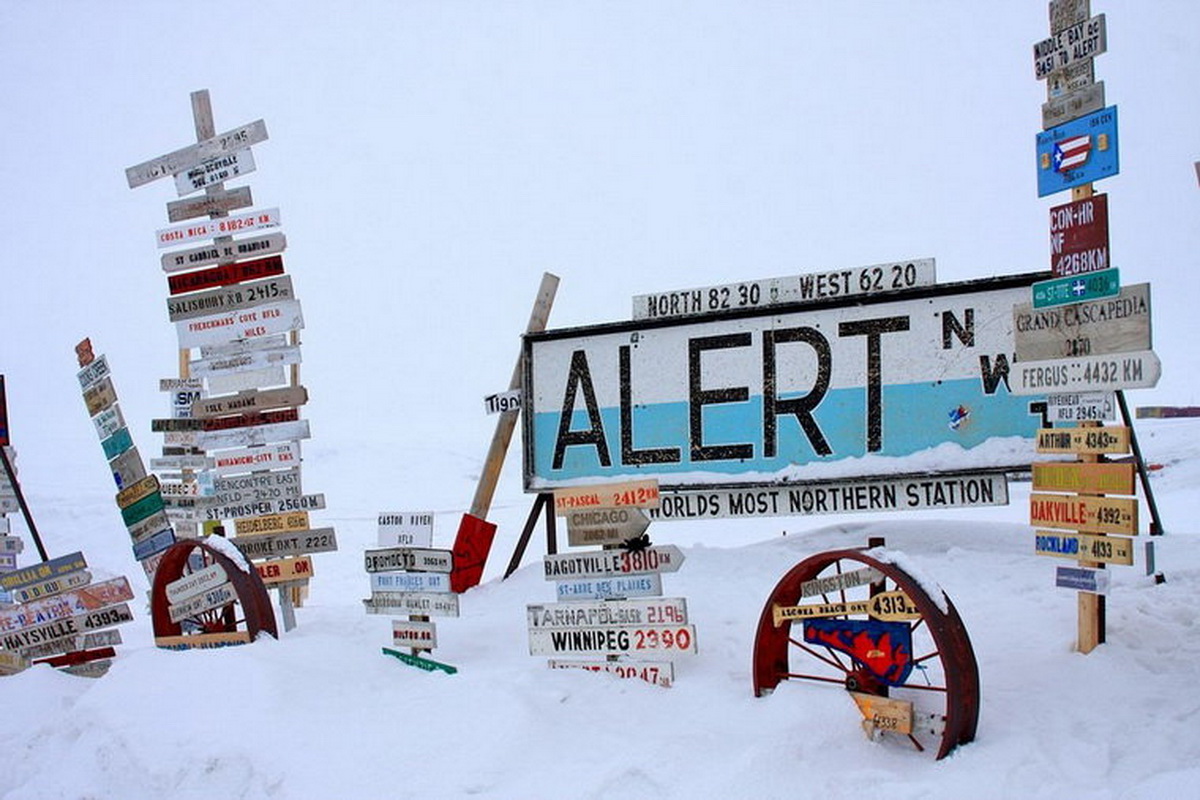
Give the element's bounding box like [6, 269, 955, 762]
[789, 637, 851, 674]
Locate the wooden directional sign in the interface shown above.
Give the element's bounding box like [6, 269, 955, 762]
[76, 355, 111, 391]
[547, 659, 674, 688]
[168, 255, 285, 297]
[1015, 283, 1150, 362]
[364, 547, 453, 574]
[168, 582, 236, 623]
[543, 545, 684, 581]
[196, 419, 310, 452]
[369, 571, 452, 593]
[127, 509, 173, 542]
[632, 258, 936, 321]
[132, 527, 176, 561]
[165, 563, 228, 604]
[1032, 268, 1119, 309]
[192, 386, 308, 419]
[101, 427, 134, 460]
[377, 512, 434, 547]
[126, 118, 268, 188]
[255, 556, 313, 585]
[210, 441, 300, 476]
[1032, 461, 1135, 495]
[204, 493, 324, 523]
[167, 275, 296, 322]
[1056, 565, 1110, 594]
[83, 377, 118, 417]
[0, 603, 133, 651]
[1042, 81, 1106, 131]
[772, 591, 920, 626]
[0, 577, 133, 633]
[0, 551, 88, 592]
[1035, 530, 1134, 565]
[851, 692, 914, 736]
[174, 147, 256, 195]
[11, 570, 92, 605]
[527, 597, 687, 629]
[553, 479, 661, 515]
[206, 366, 286, 395]
[392, 619, 438, 650]
[565, 506, 651, 547]
[233, 511, 310, 536]
[799, 566, 883, 598]
[162, 232, 287, 273]
[528, 624, 696, 657]
[211, 466, 302, 504]
[363, 591, 460, 617]
[555, 573, 663, 602]
[1049, 194, 1109, 277]
[1034, 14, 1106, 80]
[381, 647, 458, 674]
[115, 474, 160, 510]
[167, 185, 253, 223]
[1030, 493, 1138, 535]
[157, 207, 281, 250]
[484, 389, 522, 415]
[175, 298, 304, 350]
[1036, 106, 1119, 197]
[1049, 0, 1090, 34]
[155, 631, 252, 651]
[1046, 391, 1116, 423]
[191, 349, 302, 383]
[120, 490, 166, 527]
[92, 404, 126, 441]
[229, 527, 337, 559]
[1011, 351, 1161, 396]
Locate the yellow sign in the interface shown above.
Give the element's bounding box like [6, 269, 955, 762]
[1035, 426, 1130, 455]
[1032, 462, 1135, 495]
[1030, 493, 1138, 535]
[255, 556, 314, 585]
[772, 591, 919, 626]
[1034, 530, 1134, 566]
[553, 479, 660, 515]
[851, 692, 913, 736]
[233, 511, 310, 536]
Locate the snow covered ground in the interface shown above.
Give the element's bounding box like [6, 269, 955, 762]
[0, 417, 1196, 799]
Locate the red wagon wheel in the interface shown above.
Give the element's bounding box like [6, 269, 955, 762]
[752, 548, 979, 759]
[150, 538, 277, 645]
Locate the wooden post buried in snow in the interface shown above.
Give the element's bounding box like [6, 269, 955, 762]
[450, 273, 558, 592]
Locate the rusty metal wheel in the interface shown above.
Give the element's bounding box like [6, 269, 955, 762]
[753, 548, 979, 759]
[150, 538, 277, 645]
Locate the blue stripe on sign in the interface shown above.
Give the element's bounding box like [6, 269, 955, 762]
[532, 377, 1040, 483]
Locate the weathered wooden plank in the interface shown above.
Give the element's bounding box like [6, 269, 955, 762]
[1031, 461, 1135, 495]
[167, 276, 296, 322]
[1035, 426, 1130, 455]
[161, 232, 287, 273]
[126, 119, 267, 188]
[166, 185, 253, 223]
[1029, 493, 1138, 535]
[553, 479, 661, 515]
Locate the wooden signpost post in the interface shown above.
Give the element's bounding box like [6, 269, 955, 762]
[1025, 3, 1163, 653]
[125, 89, 338, 639]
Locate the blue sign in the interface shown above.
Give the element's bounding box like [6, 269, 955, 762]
[132, 527, 175, 561]
[1036, 106, 1119, 197]
[1056, 566, 1109, 594]
[1031, 267, 1120, 309]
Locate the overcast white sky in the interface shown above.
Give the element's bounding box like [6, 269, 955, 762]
[0, 1, 1196, 500]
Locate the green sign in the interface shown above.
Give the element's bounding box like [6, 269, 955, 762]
[1032, 267, 1119, 308]
[382, 647, 458, 675]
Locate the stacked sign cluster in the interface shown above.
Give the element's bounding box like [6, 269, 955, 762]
[124, 103, 337, 621]
[1015, 1, 1162, 652]
[76, 340, 176, 580]
[0, 370, 138, 678]
[528, 481, 694, 688]
[363, 512, 459, 674]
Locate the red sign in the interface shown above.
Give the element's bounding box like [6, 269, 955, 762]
[167, 255, 285, 296]
[201, 407, 300, 432]
[1050, 194, 1109, 277]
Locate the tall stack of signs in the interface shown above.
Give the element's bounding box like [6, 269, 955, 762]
[1016, 1, 1161, 653]
[1, 372, 138, 677]
[124, 92, 337, 628]
[364, 512, 458, 674]
[528, 480, 694, 688]
[75, 340, 175, 581]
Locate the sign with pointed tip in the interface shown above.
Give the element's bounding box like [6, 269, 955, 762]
[156, 207, 281, 250]
[126, 118, 268, 188]
[174, 147, 256, 195]
[161, 232, 287, 273]
[565, 506, 651, 547]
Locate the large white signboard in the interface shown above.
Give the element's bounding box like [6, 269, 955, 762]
[523, 274, 1044, 490]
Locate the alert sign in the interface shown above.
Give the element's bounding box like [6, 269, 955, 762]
[523, 274, 1043, 491]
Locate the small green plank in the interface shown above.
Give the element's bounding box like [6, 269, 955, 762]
[1032, 268, 1119, 308]
[381, 647, 457, 675]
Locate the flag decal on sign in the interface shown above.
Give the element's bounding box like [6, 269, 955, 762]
[1054, 135, 1091, 173]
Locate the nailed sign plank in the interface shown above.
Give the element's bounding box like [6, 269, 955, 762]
[166, 185, 253, 223]
[364, 547, 454, 574]
[1036, 106, 1119, 197]
[1033, 14, 1106, 80]
[1046, 391, 1116, 423]
[1030, 493, 1138, 535]
[1032, 268, 1120, 309]
[0, 552, 88, 592]
[192, 386, 308, 419]
[772, 591, 920, 625]
[527, 597, 688, 629]
[0, 603, 133, 652]
[210, 441, 300, 476]
[11, 570, 92, 605]
[1056, 565, 1110, 594]
[168, 582, 237, 623]
[174, 147, 256, 195]
[555, 573, 663, 602]
[204, 493, 324, 523]
[175, 298, 304, 349]
[632, 259, 936, 321]
[84, 377, 118, 417]
[162, 232, 286, 273]
[126, 119, 268, 188]
[1036, 426, 1130, 454]
[165, 563, 228, 604]
[528, 624, 696, 657]
[363, 591, 460, 617]
[799, 567, 883, 598]
[255, 556, 313, 585]
[168, 254, 285, 296]
[229, 528, 337, 559]
[553, 480, 661, 514]
[211, 467, 302, 504]
[1042, 81, 1106, 130]
[1011, 351, 1160, 396]
[167, 276, 296, 322]
[543, 545, 684, 581]
[392, 619, 438, 650]
[377, 512, 434, 547]
[1049, 194, 1109, 277]
[526, 275, 1042, 491]
[1032, 461, 1135, 495]
[648, 473, 1010, 521]
[547, 659, 674, 688]
[0, 577, 134, 634]
[1035, 530, 1134, 565]
[233, 511, 310, 536]
[565, 507, 651, 547]
[1014, 283, 1151, 362]
[195, 418, 310, 452]
[157, 208, 281, 250]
